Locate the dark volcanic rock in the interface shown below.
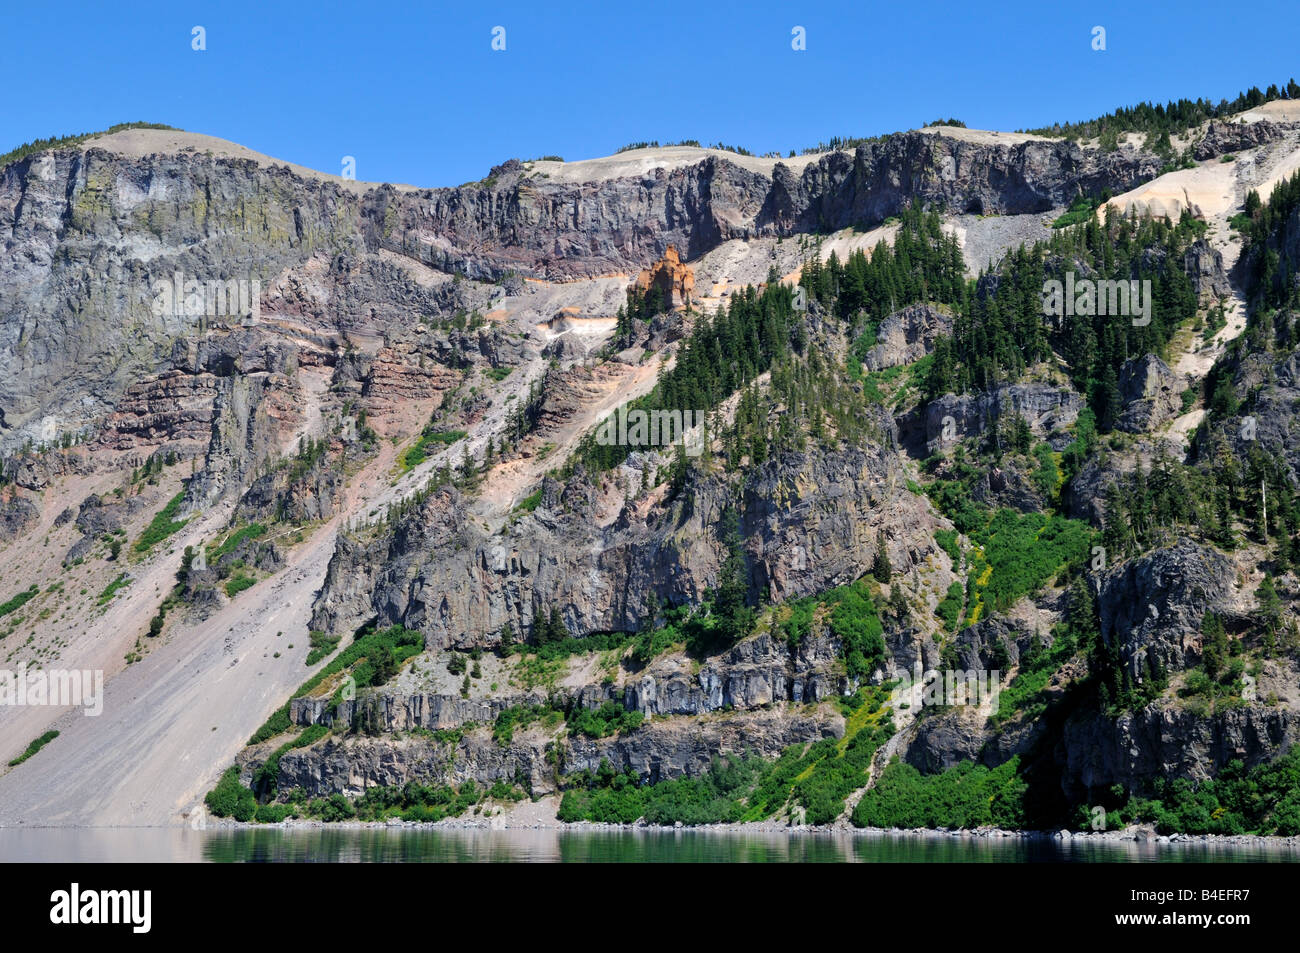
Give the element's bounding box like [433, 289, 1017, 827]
[1117, 354, 1181, 433]
[275, 707, 841, 797]
[0, 493, 39, 542]
[1095, 538, 1237, 678]
[926, 383, 1083, 454]
[862, 304, 953, 372]
[1063, 704, 1300, 794]
[1193, 120, 1287, 160]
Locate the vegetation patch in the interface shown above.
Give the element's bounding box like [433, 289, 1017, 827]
[403, 429, 467, 470]
[96, 573, 130, 606]
[7, 730, 58, 767]
[133, 491, 188, 555]
[0, 585, 39, 619]
[852, 756, 1028, 829]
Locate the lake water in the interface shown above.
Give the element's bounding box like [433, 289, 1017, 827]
[2, 827, 1297, 862]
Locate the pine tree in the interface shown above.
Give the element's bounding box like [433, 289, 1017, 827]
[1201, 613, 1229, 680]
[872, 529, 892, 582]
[713, 506, 753, 645]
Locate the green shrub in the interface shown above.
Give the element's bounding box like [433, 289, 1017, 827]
[209, 523, 267, 563]
[205, 766, 257, 820]
[852, 756, 1028, 829]
[1051, 194, 1102, 229]
[936, 580, 965, 631]
[224, 571, 255, 597]
[934, 529, 961, 565]
[7, 730, 58, 766]
[96, 573, 130, 605]
[515, 487, 545, 512]
[0, 584, 38, 618]
[254, 802, 294, 823]
[133, 491, 189, 554]
[403, 430, 468, 469]
[567, 701, 644, 739]
[305, 630, 341, 665]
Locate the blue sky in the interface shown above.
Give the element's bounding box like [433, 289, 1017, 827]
[3, 0, 1297, 187]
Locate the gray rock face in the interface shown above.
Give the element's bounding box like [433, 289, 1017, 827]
[1182, 239, 1232, 300]
[925, 384, 1084, 454]
[296, 630, 846, 732]
[0, 134, 1158, 453]
[773, 133, 1160, 229]
[1117, 354, 1181, 433]
[275, 707, 841, 797]
[183, 371, 302, 514]
[1193, 120, 1287, 160]
[861, 304, 952, 372]
[234, 451, 347, 524]
[1095, 538, 1237, 678]
[1062, 704, 1300, 793]
[1237, 344, 1300, 484]
[74, 493, 132, 536]
[0, 493, 39, 542]
[311, 442, 948, 649]
[905, 708, 994, 773]
[291, 690, 537, 731]
[621, 631, 843, 716]
[0, 149, 365, 455]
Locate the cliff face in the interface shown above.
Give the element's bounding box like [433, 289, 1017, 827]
[12, 122, 1293, 831]
[0, 133, 1160, 455]
[309, 441, 953, 649]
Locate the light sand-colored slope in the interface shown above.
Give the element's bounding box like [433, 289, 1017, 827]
[81, 128, 421, 194]
[915, 125, 1052, 146]
[0, 436, 401, 827]
[524, 145, 829, 184]
[1153, 129, 1300, 454]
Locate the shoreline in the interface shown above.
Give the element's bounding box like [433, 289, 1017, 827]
[195, 816, 1300, 849]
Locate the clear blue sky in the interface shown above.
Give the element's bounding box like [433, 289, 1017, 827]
[3, 0, 1297, 187]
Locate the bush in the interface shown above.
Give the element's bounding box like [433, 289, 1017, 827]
[7, 730, 59, 767]
[566, 701, 644, 739]
[133, 491, 188, 554]
[224, 571, 255, 597]
[0, 584, 39, 618]
[852, 757, 1028, 829]
[205, 767, 256, 821]
[305, 630, 341, 665]
[209, 523, 267, 563]
[254, 802, 294, 823]
[934, 529, 961, 565]
[96, 573, 130, 605]
[403, 429, 468, 469]
[827, 580, 885, 679]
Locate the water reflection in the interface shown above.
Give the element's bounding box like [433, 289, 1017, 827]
[1, 827, 1296, 863]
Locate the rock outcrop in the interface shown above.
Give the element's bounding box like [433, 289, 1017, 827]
[861, 304, 952, 372]
[1193, 120, 1287, 160]
[1095, 538, 1239, 678]
[925, 384, 1084, 454]
[1182, 238, 1232, 301]
[274, 707, 841, 797]
[1063, 704, 1300, 793]
[631, 245, 694, 311]
[0, 491, 39, 543]
[1, 133, 1160, 453]
[310, 440, 949, 649]
[1117, 354, 1181, 433]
